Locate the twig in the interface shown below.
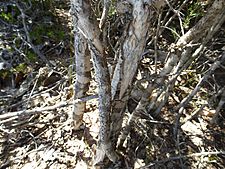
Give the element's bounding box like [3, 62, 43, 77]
[154, 8, 162, 73]
[182, 104, 206, 124]
[25, 70, 40, 109]
[141, 151, 225, 168]
[15, 2, 52, 66]
[160, 0, 188, 35]
[0, 145, 48, 169]
[176, 53, 225, 111]
[211, 88, 225, 124]
[0, 78, 62, 114]
[0, 95, 98, 122]
[99, 0, 110, 29]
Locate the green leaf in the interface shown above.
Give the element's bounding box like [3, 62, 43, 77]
[27, 51, 37, 62]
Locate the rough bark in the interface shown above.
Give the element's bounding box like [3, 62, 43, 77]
[71, 0, 225, 164]
[70, 0, 117, 163]
[118, 0, 225, 146]
[110, 0, 154, 148]
[72, 32, 91, 130]
[149, 0, 225, 112]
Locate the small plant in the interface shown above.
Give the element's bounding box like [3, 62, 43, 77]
[26, 50, 37, 62]
[0, 5, 19, 24]
[183, 2, 204, 29]
[0, 12, 13, 22]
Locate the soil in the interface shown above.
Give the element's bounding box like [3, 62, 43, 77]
[0, 1, 225, 169]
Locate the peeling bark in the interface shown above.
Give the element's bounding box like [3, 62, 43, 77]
[177, 0, 225, 47]
[117, 0, 225, 146]
[71, 0, 117, 163]
[71, 0, 225, 163]
[110, 0, 154, 148]
[149, 0, 225, 111]
[73, 32, 91, 130]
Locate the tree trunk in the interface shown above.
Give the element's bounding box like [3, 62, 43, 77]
[110, 0, 155, 148]
[71, 0, 118, 163]
[73, 32, 91, 130]
[70, 0, 225, 164]
[117, 0, 225, 147]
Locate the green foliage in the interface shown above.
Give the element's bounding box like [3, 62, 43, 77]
[0, 12, 13, 22]
[26, 50, 37, 62]
[171, 27, 180, 41]
[0, 5, 20, 23]
[208, 155, 219, 162]
[0, 63, 29, 83]
[48, 29, 65, 41]
[0, 70, 10, 79]
[183, 2, 204, 29]
[30, 24, 65, 45]
[14, 63, 27, 73]
[109, 2, 116, 17]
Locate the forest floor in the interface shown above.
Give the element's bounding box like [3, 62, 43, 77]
[0, 1, 225, 169]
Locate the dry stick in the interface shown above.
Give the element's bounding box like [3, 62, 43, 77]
[147, 52, 179, 112]
[24, 71, 41, 109]
[90, 44, 119, 164]
[176, 47, 225, 112]
[16, 2, 52, 66]
[153, 85, 171, 116]
[141, 151, 225, 169]
[0, 94, 98, 122]
[149, 44, 201, 118]
[182, 104, 206, 124]
[12, 38, 33, 66]
[111, 0, 156, 150]
[118, 52, 177, 145]
[177, 11, 184, 36]
[0, 145, 48, 169]
[152, 50, 194, 116]
[99, 0, 110, 29]
[160, 0, 189, 35]
[176, 0, 225, 47]
[173, 54, 225, 139]
[163, 2, 225, 123]
[154, 9, 162, 73]
[211, 88, 225, 124]
[1, 116, 20, 124]
[1, 78, 64, 113]
[173, 50, 223, 139]
[118, 0, 225, 147]
[154, 47, 195, 117]
[117, 83, 155, 148]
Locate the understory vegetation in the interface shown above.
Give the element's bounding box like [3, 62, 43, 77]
[0, 0, 225, 168]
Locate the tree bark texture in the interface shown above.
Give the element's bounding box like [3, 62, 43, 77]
[118, 0, 225, 146]
[70, 0, 225, 164]
[148, 0, 225, 111]
[110, 0, 157, 148]
[71, 0, 117, 163]
[73, 32, 91, 130]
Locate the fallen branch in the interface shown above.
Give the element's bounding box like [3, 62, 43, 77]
[0, 95, 98, 122]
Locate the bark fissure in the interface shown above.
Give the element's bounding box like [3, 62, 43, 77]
[71, 0, 117, 163]
[70, 0, 225, 164]
[110, 0, 154, 148]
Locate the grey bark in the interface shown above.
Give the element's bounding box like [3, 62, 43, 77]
[70, 0, 118, 163]
[118, 0, 225, 146]
[110, 0, 158, 148]
[72, 32, 91, 130]
[70, 0, 225, 164]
